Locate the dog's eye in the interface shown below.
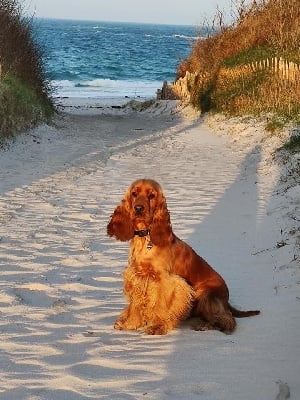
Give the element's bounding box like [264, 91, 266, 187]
[131, 191, 137, 198]
[149, 193, 156, 200]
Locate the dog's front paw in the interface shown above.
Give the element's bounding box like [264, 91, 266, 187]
[114, 318, 142, 330]
[114, 319, 125, 330]
[145, 324, 168, 335]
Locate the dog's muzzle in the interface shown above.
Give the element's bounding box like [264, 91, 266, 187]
[134, 205, 144, 215]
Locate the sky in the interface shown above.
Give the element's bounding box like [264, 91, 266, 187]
[22, 0, 241, 26]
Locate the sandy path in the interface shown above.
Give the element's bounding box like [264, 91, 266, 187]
[0, 103, 299, 399]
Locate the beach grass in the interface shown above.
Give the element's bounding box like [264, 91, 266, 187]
[176, 0, 300, 123]
[0, 0, 54, 140]
[0, 74, 53, 142]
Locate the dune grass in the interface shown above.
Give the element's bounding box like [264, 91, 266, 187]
[176, 0, 300, 123]
[0, 0, 54, 140]
[0, 74, 53, 142]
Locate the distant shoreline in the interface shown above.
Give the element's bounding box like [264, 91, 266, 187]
[53, 95, 156, 115]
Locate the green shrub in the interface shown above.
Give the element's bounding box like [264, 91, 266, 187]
[265, 118, 286, 133]
[0, 73, 53, 140]
[0, 0, 53, 139]
[222, 47, 276, 68]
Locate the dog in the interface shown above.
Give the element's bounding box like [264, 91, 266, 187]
[107, 179, 259, 334]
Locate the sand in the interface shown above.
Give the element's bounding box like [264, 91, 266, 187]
[0, 99, 299, 400]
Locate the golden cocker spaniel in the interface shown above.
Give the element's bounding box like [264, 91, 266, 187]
[107, 179, 259, 335]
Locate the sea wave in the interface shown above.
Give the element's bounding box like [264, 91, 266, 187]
[36, 19, 196, 99]
[74, 79, 118, 88]
[173, 34, 200, 40]
[143, 33, 199, 40]
[52, 78, 162, 98]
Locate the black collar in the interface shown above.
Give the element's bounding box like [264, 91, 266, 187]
[134, 229, 150, 237]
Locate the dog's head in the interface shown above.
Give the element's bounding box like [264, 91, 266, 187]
[107, 179, 173, 246]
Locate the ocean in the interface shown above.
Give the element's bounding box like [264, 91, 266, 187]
[34, 19, 200, 99]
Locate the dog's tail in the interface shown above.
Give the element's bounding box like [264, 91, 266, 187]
[229, 304, 260, 318]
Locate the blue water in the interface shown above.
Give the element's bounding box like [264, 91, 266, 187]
[34, 19, 200, 99]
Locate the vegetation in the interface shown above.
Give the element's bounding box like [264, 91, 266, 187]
[281, 132, 300, 154]
[0, 0, 54, 140]
[176, 0, 300, 123]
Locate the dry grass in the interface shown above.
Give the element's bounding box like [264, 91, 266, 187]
[176, 0, 300, 121]
[178, 0, 299, 77]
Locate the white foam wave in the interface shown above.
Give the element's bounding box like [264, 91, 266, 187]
[52, 78, 161, 98]
[172, 34, 201, 40]
[75, 79, 118, 88]
[144, 33, 199, 40]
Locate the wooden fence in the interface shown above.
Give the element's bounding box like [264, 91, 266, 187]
[248, 57, 300, 82]
[160, 56, 300, 100]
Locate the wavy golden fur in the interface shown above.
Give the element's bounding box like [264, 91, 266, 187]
[107, 179, 259, 335]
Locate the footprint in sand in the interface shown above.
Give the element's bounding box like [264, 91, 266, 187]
[14, 283, 68, 309]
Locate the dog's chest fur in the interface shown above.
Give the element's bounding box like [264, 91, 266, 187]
[128, 236, 171, 276]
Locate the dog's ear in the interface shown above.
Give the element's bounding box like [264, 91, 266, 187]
[150, 192, 173, 247]
[107, 192, 135, 241]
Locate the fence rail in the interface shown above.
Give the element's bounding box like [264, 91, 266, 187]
[159, 57, 300, 100]
[249, 57, 300, 82]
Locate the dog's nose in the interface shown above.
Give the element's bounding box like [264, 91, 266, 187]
[134, 205, 144, 215]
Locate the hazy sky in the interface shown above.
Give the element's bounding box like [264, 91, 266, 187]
[22, 0, 240, 26]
